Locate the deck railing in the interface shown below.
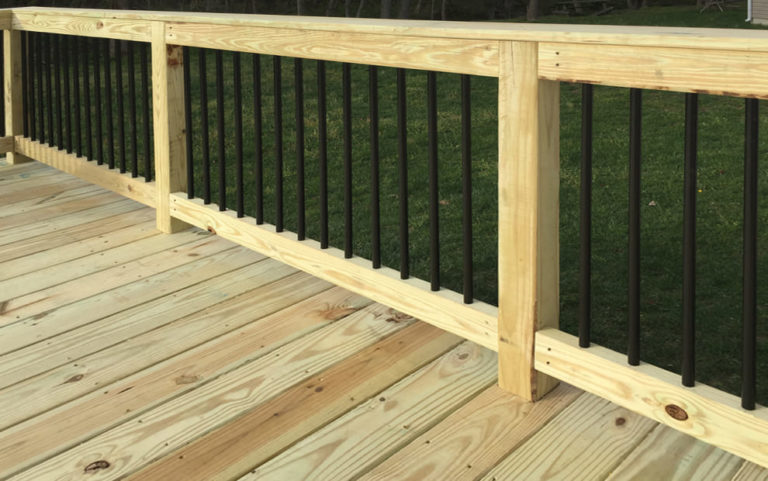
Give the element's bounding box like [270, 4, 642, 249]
[2, 6, 768, 468]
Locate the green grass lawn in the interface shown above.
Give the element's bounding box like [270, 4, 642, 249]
[39, 3, 768, 404]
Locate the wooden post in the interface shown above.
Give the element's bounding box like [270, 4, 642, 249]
[4, 28, 30, 164]
[497, 41, 560, 401]
[151, 21, 189, 233]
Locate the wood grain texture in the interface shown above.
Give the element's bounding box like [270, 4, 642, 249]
[170, 194, 499, 350]
[359, 383, 581, 481]
[12, 303, 412, 481]
[0, 175, 87, 206]
[0, 184, 117, 220]
[14, 137, 156, 207]
[732, 462, 768, 481]
[0, 228, 166, 305]
[11, 6, 768, 52]
[0, 278, 352, 478]
[606, 425, 743, 481]
[12, 11, 151, 41]
[151, 21, 188, 233]
[0, 256, 284, 391]
[125, 322, 460, 481]
[3, 31, 30, 164]
[0, 135, 15, 154]
[167, 23, 498, 77]
[536, 329, 768, 470]
[247, 342, 498, 481]
[0, 242, 249, 358]
[0, 207, 154, 264]
[481, 392, 657, 480]
[0, 190, 123, 230]
[497, 41, 559, 401]
[0, 199, 142, 248]
[0, 234, 228, 325]
[539, 43, 768, 99]
[0, 271, 327, 435]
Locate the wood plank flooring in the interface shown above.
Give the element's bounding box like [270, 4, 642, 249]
[0, 161, 764, 481]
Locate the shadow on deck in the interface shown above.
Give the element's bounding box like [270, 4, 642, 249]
[0, 161, 763, 481]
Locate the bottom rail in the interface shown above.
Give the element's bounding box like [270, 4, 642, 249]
[170, 193, 499, 351]
[536, 328, 768, 468]
[14, 136, 156, 208]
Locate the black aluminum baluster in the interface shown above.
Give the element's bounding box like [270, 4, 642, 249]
[103, 40, 113, 168]
[295, 58, 305, 238]
[55, 34, 63, 149]
[116, 41, 126, 173]
[253, 54, 263, 224]
[183, 46, 194, 197]
[742, 98, 759, 411]
[580, 83, 594, 347]
[428, 71, 439, 291]
[234, 51, 244, 217]
[81, 37, 90, 158]
[216, 49, 226, 211]
[128, 42, 138, 177]
[682, 92, 698, 387]
[21, 32, 28, 138]
[318, 60, 328, 248]
[628, 88, 642, 366]
[343, 62, 352, 257]
[141, 43, 151, 180]
[461, 74, 473, 303]
[397, 68, 409, 279]
[63, 36, 72, 153]
[274, 55, 283, 231]
[199, 48, 211, 204]
[370, 65, 381, 268]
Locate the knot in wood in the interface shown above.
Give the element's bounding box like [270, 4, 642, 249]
[84, 460, 110, 473]
[664, 404, 688, 421]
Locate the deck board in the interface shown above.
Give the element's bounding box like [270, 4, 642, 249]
[0, 163, 757, 480]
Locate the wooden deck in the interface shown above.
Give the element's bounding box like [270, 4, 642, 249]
[0, 160, 765, 481]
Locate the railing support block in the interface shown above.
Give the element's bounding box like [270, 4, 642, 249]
[497, 40, 560, 401]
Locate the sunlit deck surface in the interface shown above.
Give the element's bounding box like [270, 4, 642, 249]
[0, 160, 764, 481]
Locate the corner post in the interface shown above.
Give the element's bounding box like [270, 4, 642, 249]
[151, 21, 189, 233]
[497, 41, 560, 401]
[4, 26, 30, 164]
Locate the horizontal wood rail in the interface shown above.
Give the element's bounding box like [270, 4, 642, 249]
[2, 6, 768, 470]
[536, 329, 768, 468]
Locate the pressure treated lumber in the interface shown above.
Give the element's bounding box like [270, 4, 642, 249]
[606, 425, 742, 481]
[12, 6, 768, 53]
[15, 137, 156, 208]
[0, 270, 325, 433]
[125, 322, 460, 481]
[245, 342, 497, 481]
[12, 11, 151, 41]
[0, 208, 155, 264]
[0, 234, 228, 325]
[536, 329, 768, 470]
[732, 463, 768, 481]
[3, 31, 30, 164]
[0, 244, 253, 356]
[497, 40, 559, 401]
[481, 392, 656, 480]
[0, 135, 14, 154]
[166, 23, 498, 77]
[0, 190, 124, 230]
[0, 185, 106, 218]
[359, 383, 582, 481]
[0, 279, 353, 478]
[0, 199, 142, 247]
[170, 194, 498, 350]
[151, 21, 188, 233]
[539, 43, 768, 99]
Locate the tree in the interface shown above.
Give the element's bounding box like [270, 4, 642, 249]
[297, 0, 304, 14]
[527, 0, 539, 19]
